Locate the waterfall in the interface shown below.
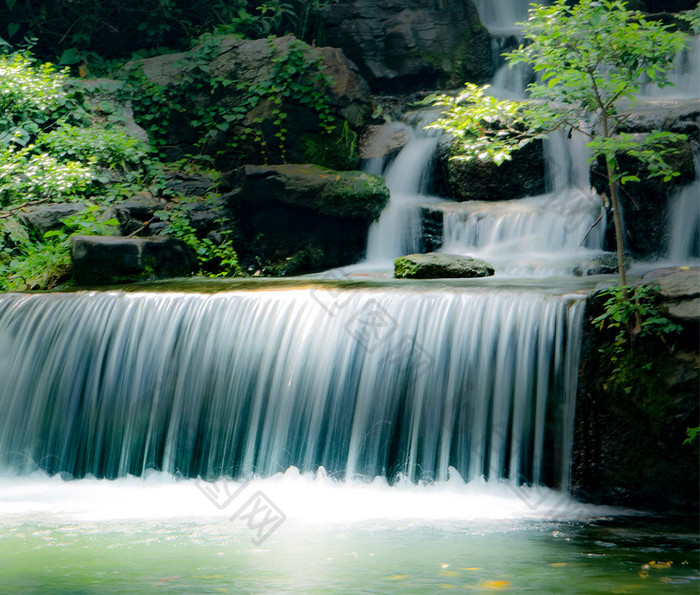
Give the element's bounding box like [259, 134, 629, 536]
[667, 153, 700, 263]
[473, 0, 548, 99]
[364, 112, 441, 264]
[472, 0, 539, 36]
[0, 288, 585, 489]
[640, 34, 700, 100]
[439, 128, 605, 277]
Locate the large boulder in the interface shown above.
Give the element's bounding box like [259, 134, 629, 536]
[324, 0, 492, 92]
[435, 137, 546, 202]
[235, 164, 388, 220]
[128, 35, 371, 165]
[229, 164, 389, 273]
[71, 236, 196, 285]
[394, 252, 495, 279]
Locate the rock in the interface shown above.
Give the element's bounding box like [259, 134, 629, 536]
[70, 78, 149, 144]
[573, 278, 700, 512]
[641, 267, 700, 323]
[324, 0, 492, 92]
[129, 35, 371, 163]
[667, 297, 700, 321]
[235, 164, 389, 220]
[619, 100, 700, 144]
[642, 266, 700, 299]
[359, 122, 411, 160]
[394, 252, 495, 279]
[435, 137, 546, 202]
[229, 164, 389, 273]
[17, 203, 86, 237]
[71, 236, 196, 285]
[574, 254, 631, 277]
[111, 192, 166, 235]
[592, 121, 695, 259]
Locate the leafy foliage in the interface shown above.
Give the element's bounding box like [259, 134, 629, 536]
[679, 4, 700, 33]
[155, 200, 240, 277]
[0, 0, 339, 65]
[0, 206, 120, 291]
[591, 284, 682, 403]
[123, 36, 335, 163]
[0, 53, 69, 146]
[592, 284, 683, 346]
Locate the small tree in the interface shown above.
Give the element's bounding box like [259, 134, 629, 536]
[431, 0, 691, 301]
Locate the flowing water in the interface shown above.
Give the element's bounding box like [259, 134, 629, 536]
[1, 4, 698, 593]
[667, 164, 700, 263]
[364, 112, 441, 265]
[0, 288, 584, 487]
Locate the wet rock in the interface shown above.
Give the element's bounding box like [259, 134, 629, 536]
[593, 117, 696, 259]
[324, 0, 492, 92]
[573, 272, 700, 512]
[642, 266, 700, 323]
[574, 254, 632, 277]
[435, 137, 546, 202]
[359, 122, 411, 160]
[619, 100, 700, 144]
[394, 252, 495, 279]
[71, 236, 196, 285]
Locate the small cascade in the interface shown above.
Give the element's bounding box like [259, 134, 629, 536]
[640, 34, 700, 100]
[439, 129, 606, 277]
[0, 288, 585, 489]
[473, 0, 548, 98]
[667, 153, 700, 263]
[472, 0, 538, 36]
[364, 112, 441, 265]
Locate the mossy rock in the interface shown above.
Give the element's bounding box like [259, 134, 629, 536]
[394, 252, 495, 279]
[237, 163, 389, 220]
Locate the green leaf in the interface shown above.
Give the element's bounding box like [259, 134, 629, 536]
[58, 48, 82, 65]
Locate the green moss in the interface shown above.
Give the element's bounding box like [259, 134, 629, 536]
[300, 124, 360, 171]
[394, 253, 495, 279]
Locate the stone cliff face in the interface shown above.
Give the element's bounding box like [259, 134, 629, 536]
[324, 0, 492, 92]
[573, 267, 700, 512]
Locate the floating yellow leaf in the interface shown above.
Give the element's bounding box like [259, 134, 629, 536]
[386, 575, 408, 580]
[551, 563, 567, 567]
[462, 567, 481, 571]
[438, 584, 455, 589]
[440, 570, 459, 577]
[648, 561, 672, 569]
[479, 579, 511, 590]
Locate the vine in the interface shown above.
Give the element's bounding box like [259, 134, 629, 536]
[122, 36, 336, 163]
